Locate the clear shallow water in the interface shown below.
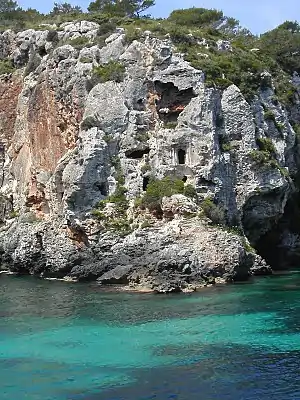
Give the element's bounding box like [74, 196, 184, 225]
[1, 272, 300, 399]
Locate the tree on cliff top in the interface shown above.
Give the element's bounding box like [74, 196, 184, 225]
[88, 0, 155, 17]
[0, 0, 19, 13]
[50, 2, 82, 16]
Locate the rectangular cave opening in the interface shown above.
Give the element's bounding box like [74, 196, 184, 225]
[125, 148, 150, 159]
[154, 81, 196, 123]
[178, 149, 186, 165]
[143, 176, 150, 191]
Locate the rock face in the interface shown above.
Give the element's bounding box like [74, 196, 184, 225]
[0, 21, 299, 292]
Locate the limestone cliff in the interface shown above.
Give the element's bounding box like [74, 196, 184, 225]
[0, 18, 299, 292]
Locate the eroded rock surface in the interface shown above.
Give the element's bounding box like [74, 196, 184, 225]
[0, 21, 299, 292]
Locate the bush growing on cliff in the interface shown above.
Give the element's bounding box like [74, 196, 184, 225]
[250, 150, 278, 169]
[168, 8, 223, 27]
[50, 2, 82, 16]
[140, 176, 184, 213]
[0, 0, 18, 13]
[0, 59, 15, 74]
[256, 137, 276, 155]
[66, 36, 91, 49]
[91, 61, 125, 83]
[200, 198, 226, 225]
[183, 184, 198, 199]
[88, 0, 155, 18]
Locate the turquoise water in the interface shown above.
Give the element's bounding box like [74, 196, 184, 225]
[1, 272, 300, 399]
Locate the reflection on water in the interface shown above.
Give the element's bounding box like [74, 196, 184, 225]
[1, 271, 300, 399]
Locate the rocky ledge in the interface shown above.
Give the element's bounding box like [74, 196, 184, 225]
[0, 203, 270, 293]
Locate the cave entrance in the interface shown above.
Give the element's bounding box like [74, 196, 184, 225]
[154, 81, 196, 123]
[178, 149, 186, 165]
[143, 177, 150, 191]
[94, 182, 108, 197]
[125, 148, 150, 159]
[182, 176, 187, 182]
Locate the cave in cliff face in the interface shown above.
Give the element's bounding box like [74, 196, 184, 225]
[154, 81, 195, 123]
[243, 191, 300, 270]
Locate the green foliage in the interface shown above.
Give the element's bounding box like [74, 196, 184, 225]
[140, 176, 184, 213]
[134, 130, 149, 142]
[164, 121, 177, 129]
[259, 22, 300, 74]
[250, 150, 274, 166]
[8, 210, 18, 219]
[250, 144, 282, 172]
[292, 123, 300, 142]
[141, 163, 151, 173]
[124, 25, 143, 43]
[200, 198, 226, 225]
[97, 20, 117, 36]
[50, 2, 82, 16]
[65, 36, 90, 49]
[141, 220, 152, 228]
[88, 0, 155, 18]
[241, 237, 256, 253]
[264, 109, 276, 122]
[256, 137, 276, 154]
[181, 43, 266, 100]
[168, 7, 223, 27]
[103, 134, 113, 142]
[263, 110, 284, 132]
[219, 135, 233, 152]
[0, 0, 18, 13]
[221, 142, 233, 152]
[0, 59, 15, 75]
[91, 61, 125, 83]
[79, 56, 92, 63]
[183, 184, 197, 199]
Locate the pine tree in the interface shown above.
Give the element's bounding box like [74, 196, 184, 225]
[0, 0, 18, 13]
[51, 2, 82, 15]
[88, 0, 155, 17]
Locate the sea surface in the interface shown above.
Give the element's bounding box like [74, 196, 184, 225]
[1, 270, 300, 400]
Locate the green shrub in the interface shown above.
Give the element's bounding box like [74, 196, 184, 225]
[250, 149, 278, 170]
[134, 131, 149, 142]
[200, 198, 226, 225]
[91, 61, 125, 84]
[221, 142, 233, 152]
[168, 8, 223, 27]
[0, 59, 15, 75]
[79, 56, 92, 63]
[183, 184, 198, 199]
[141, 220, 152, 229]
[256, 137, 276, 154]
[141, 163, 151, 173]
[103, 134, 113, 142]
[47, 30, 59, 43]
[263, 110, 285, 133]
[292, 123, 300, 141]
[8, 210, 19, 219]
[264, 109, 276, 122]
[140, 176, 184, 213]
[97, 21, 117, 36]
[124, 26, 143, 43]
[250, 150, 272, 165]
[66, 36, 90, 49]
[164, 121, 177, 129]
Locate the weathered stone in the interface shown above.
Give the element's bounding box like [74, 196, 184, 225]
[1, 24, 300, 292]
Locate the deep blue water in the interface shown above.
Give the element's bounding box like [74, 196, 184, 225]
[1, 270, 300, 400]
